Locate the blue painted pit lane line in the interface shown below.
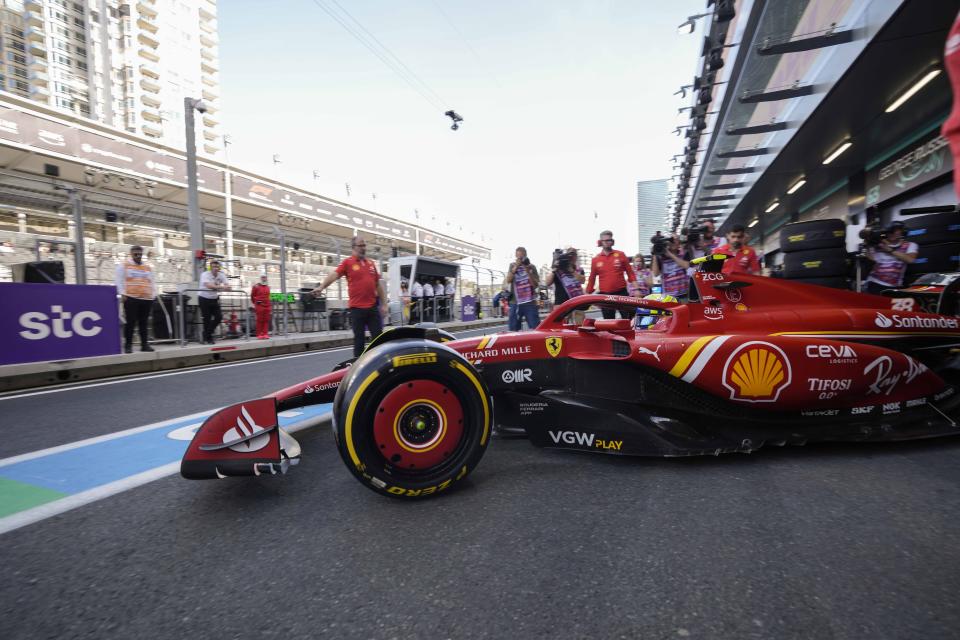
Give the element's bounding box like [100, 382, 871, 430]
[0, 403, 332, 535]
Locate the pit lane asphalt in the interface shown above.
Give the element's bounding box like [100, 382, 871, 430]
[3, 328, 960, 639]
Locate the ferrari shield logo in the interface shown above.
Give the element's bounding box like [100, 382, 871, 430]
[545, 337, 563, 358]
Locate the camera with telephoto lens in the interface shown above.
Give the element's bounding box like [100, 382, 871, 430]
[681, 226, 703, 244]
[858, 227, 885, 246]
[552, 248, 576, 270]
[650, 232, 667, 256]
[520, 256, 530, 266]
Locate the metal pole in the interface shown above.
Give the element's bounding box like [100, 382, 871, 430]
[277, 228, 289, 336]
[70, 189, 87, 284]
[185, 97, 202, 284]
[224, 170, 234, 263]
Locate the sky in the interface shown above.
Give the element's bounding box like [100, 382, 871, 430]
[216, 0, 706, 267]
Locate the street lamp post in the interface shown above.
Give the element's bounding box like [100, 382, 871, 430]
[184, 96, 207, 283]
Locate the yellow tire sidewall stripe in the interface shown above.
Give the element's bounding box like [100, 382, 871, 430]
[345, 370, 380, 469]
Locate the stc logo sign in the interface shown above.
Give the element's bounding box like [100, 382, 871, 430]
[19, 305, 103, 340]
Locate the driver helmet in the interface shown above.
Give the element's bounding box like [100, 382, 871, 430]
[637, 293, 678, 328]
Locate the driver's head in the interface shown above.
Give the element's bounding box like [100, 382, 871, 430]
[638, 293, 679, 328]
[727, 224, 746, 248]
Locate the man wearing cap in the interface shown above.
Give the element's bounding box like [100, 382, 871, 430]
[864, 221, 918, 294]
[199, 260, 230, 344]
[115, 245, 157, 353]
[311, 236, 387, 357]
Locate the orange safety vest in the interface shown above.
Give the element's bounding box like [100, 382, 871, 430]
[122, 260, 154, 299]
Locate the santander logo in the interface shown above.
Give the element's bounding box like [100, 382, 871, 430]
[224, 405, 270, 452]
[874, 313, 893, 328]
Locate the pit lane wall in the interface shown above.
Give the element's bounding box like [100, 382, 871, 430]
[0, 316, 505, 393]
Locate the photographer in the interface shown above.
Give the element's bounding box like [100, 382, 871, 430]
[702, 220, 722, 253]
[504, 246, 540, 330]
[682, 229, 707, 277]
[864, 221, 918, 294]
[651, 234, 689, 299]
[586, 230, 637, 319]
[545, 246, 585, 305]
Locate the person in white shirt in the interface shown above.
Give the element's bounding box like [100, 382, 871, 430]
[115, 245, 157, 353]
[865, 221, 918, 294]
[410, 279, 424, 322]
[198, 260, 231, 344]
[422, 280, 435, 321]
[444, 279, 456, 296]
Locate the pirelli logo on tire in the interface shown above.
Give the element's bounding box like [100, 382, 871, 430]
[392, 353, 438, 368]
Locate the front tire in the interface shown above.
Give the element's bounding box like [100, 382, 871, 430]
[332, 339, 492, 499]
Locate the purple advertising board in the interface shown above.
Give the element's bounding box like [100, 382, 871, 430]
[460, 295, 477, 322]
[0, 283, 121, 365]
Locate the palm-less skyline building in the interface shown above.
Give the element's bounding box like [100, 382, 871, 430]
[636, 177, 669, 255]
[0, 0, 220, 155]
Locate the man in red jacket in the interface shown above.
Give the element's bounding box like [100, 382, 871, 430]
[714, 224, 762, 275]
[943, 9, 960, 198]
[586, 230, 637, 319]
[251, 274, 272, 339]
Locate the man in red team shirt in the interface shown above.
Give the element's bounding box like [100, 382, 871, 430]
[942, 9, 960, 198]
[312, 236, 388, 356]
[713, 224, 761, 275]
[586, 230, 637, 319]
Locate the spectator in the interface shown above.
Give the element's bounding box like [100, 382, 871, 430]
[714, 224, 762, 275]
[586, 230, 637, 319]
[545, 246, 585, 305]
[311, 236, 387, 357]
[683, 232, 707, 277]
[115, 244, 157, 353]
[198, 260, 230, 345]
[435, 278, 446, 320]
[629, 254, 653, 298]
[651, 234, 690, 299]
[492, 288, 509, 318]
[410, 278, 423, 322]
[864, 221, 918, 294]
[422, 279, 435, 321]
[400, 280, 411, 323]
[250, 274, 271, 340]
[505, 246, 540, 330]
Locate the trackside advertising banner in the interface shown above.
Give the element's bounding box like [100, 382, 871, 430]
[0, 283, 121, 365]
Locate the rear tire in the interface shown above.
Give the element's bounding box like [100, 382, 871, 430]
[332, 339, 492, 499]
[779, 219, 846, 253]
[905, 242, 960, 276]
[783, 247, 851, 278]
[903, 213, 960, 245]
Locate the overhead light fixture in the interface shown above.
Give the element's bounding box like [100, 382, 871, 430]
[764, 200, 780, 213]
[886, 68, 941, 113]
[748, 218, 759, 228]
[822, 140, 852, 165]
[677, 18, 697, 34]
[786, 177, 806, 194]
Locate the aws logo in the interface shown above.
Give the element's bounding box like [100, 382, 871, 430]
[722, 341, 792, 403]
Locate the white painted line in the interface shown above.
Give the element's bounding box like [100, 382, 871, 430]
[0, 412, 331, 536]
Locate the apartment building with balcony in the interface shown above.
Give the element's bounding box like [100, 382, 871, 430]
[0, 0, 221, 155]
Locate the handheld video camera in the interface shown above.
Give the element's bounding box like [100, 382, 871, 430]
[650, 232, 668, 256]
[552, 248, 576, 271]
[858, 227, 885, 247]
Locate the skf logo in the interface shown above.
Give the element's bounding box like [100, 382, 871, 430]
[545, 337, 563, 357]
[19, 305, 103, 340]
[392, 353, 437, 367]
[501, 368, 533, 384]
[722, 341, 791, 403]
[851, 406, 875, 415]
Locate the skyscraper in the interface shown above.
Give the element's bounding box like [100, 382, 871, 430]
[636, 178, 668, 254]
[0, 0, 220, 155]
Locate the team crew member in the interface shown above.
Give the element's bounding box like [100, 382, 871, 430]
[505, 246, 540, 331]
[115, 244, 156, 353]
[714, 224, 762, 275]
[651, 235, 689, 299]
[864, 221, 918, 294]
[943, 8, 960, 198]
[199, 260, 230, 344]
[250, 274, 272, 340]
[312, 236, 387, 357]
[586, 230, 637, 319]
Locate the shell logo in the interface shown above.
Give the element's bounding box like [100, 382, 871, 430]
[721, 341, 792, 403]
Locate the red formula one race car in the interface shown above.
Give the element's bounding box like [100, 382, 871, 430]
[182, 257, 960, 499]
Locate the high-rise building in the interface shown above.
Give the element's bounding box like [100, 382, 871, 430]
[636, 178, 668, 254]
[0, 0, 220, 155]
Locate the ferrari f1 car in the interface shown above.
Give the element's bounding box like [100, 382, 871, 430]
[182, 256, 960, 499]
